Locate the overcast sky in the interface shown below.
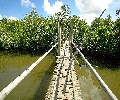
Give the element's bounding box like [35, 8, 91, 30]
[0, 0, 119, 25]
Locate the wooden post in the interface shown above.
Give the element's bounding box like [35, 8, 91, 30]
[62, 26, 65, 44]
[70, 21, 73, 43]
[60, 24, 62, 47]
[61, 24, 63, 46]
[69, 21, 73, 57]
[58, 21, 61, 56]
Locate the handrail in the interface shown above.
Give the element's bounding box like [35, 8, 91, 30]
[72, 42, 118, 100]
[0, 43, 58, 100]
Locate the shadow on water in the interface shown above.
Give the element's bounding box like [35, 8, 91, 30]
[82, 51, 120, 68]
[32, 74, 52, 100]
[32, 58, 56, 100]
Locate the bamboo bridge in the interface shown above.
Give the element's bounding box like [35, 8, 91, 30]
[0, 22, 118, 100]
[45, 40, 82, 100]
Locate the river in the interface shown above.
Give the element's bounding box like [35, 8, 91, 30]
[0, 51, 120, 100]
[0, 51, 56, 100]
[74, 57, 120, 100]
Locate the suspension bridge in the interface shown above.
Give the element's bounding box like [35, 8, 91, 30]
[0, 22, 118, 100]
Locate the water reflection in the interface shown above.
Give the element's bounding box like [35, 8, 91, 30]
[78, 68, 109, 100]
[0, 52, 39, 92]
[0, 66, 28, 91]
[0, 52, 56, 100]
[74, 63, 110, 100]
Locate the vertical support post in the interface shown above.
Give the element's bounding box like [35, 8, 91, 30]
[58, 21, 61, 56]
[62, 25, 65, 44]
[61, 24, 63, 46]
[60, 24, 62, 47]
[69, 20, 73, 57]
[70, 21, 73, 43]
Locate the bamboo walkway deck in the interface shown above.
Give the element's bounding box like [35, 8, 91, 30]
[45, 41, 82, 100]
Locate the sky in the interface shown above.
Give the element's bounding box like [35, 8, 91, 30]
[0, 0, 120, 25]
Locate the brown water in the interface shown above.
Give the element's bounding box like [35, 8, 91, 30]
[0, 51, 56, 100]
[0, 51, 120, 100]
[74, 57, 120, 100]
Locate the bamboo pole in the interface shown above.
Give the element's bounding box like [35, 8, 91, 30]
[70, 21, 73, 43]
[72, 42, 118, 100]
[0, 43, 57, 100]
[58, 21, 61, 56]
[69, 21, 73, 57]
[61, 24, 63, 46]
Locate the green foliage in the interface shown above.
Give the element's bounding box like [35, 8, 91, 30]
[55, 5, 71, 20]
[72, 15, 90, 45]
[0, 5, 120, 56]
[82, 15, 120, 54]
[116, 9, 120, 16]
[0, 8, 57, 52]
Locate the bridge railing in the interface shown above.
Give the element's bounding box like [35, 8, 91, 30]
[0, 43, 57, 100]
[72, 42, 118, 100]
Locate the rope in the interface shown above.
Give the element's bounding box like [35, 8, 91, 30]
[0, 43, 58, 100]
